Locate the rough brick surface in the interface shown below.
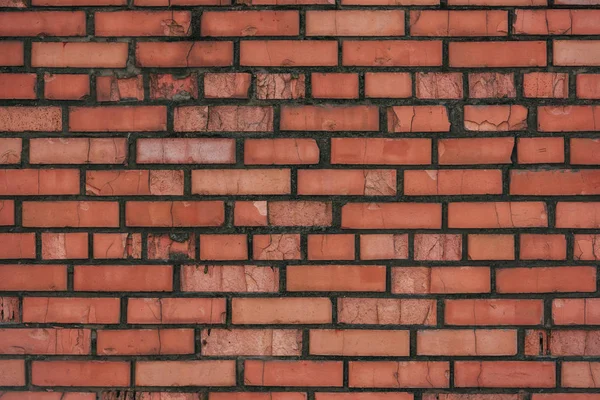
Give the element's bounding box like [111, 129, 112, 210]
[0, 0, 597, 397]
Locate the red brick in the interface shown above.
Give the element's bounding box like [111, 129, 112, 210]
[212, 394, 306, 400]
[464, 105, 527, 131]
[97, 329, 194, 355]
[0, 328, 91, 355]
[553, 298, 600, 325]
[96, 75, 144, 102]
[416, 73, 463, 99]
[199, 234, 248, 260]
[343, 41, 442, 66]
[341, 203, 441, 229]
[136, 42, 233, 67]
[202, 329, 301, 356]
[32, 42, 128, 68]
[148, 233, 195, 260]
[125, 201, 224, 227]
[245, 139, 319, 165]
[468, 234, 514, 260]
[281, 105, 378, 131]
[310, 329, 409, 356]
[312, 73, 359, 99]
[497, 266, 595, 293]
[417, 329, 517, 356]
[136, 361, 235, 387]
[0, 73, 36, 99]
[42, 232, 88, 260]
[135, 0, 229, 4]
[87, 170, 182, 196]
[204, 73, 251, 99]
[365, 72, 412, 98]
[577, 74, 600, 99]
[0, 139, 21, 164]
[439, 138, 514, 165]
[0, 169, 79, 195]
[343, 0, 437, 3]
[531, 330, 600, 356]
[554, 40, 600, 66]
[0, 200, 14, 226]
[31, 138, 126, 164]
[34, 0, 125, 4]
[0, 42, 23, 66]
[533, 395, 600, 400]
[95, 11, 191, 36]
[520, 234, 567, 260]
[70, 106, 166, 132]
[331, 138, 431, 165]
[0, 11, 85, 36]
[256, 73, 306, 99]
[450, 42, 546, 67]
[0, 233, 35, 258]
[93, 233, 142, 259]
[360, 234, 408, 260]
[338, 298, 437, 325]
[449, 202, 548, 228]
[513, 10, 600, 34]
[0, 107, 61, 132]
[174, 106, 273, 132]
[575, 234, 600, 260]
[538, 106, 600, 131]
[523, 72, 568, 98]
[414, 234, 462, 261]
[192, 169, 290, 195]
[23, 297, 120, 324]
[405, 169, 502, 195]
[269, 201, 332, 226]
[563, 362, 600, 388]
[511, 170, 600, 195]
[137, 138, 235, 164]
[0, 360, 25, 386]
[150, 73, 198, 100]
[128, 298, 226, 324]
[518, 137, 564, 164]
[202, 11, 298, 36]
[0, 391, 93, 399]
[232, 298, 332, 324]
[44, 74, 89, 100]
[287, 265, 386, 292]
[0, 297, 19, 323]
[445, 299, 543, 325]
[234, 201, 268, 226]
[469, 72, 516, 98]
[299, 169, 395, 196]
[349, 361, 449, 388]
[253, 234, 301, 260]
[241, 41, 337, 66]
[393, 266, 491, 294]
[306, 10, 404, 36]
[23, 201, 119, 228]
[557, 202, 600, 228]
[388, 106, 450, 132]
[32, 361, 130, 387]
[245, 360, 343, 387]
[182, 265, 279, 293]
[74, 265, 172, 292]
[410, 10, 508, 36]
[307, 234, 355, 260]
[454, 361, 555, 388]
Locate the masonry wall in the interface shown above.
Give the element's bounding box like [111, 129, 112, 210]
[0, 0, 599, 398]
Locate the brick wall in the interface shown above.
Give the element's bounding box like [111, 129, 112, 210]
[0, 0, 599, 398]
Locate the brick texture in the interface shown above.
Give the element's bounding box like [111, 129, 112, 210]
[0, 0, 597, 397]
